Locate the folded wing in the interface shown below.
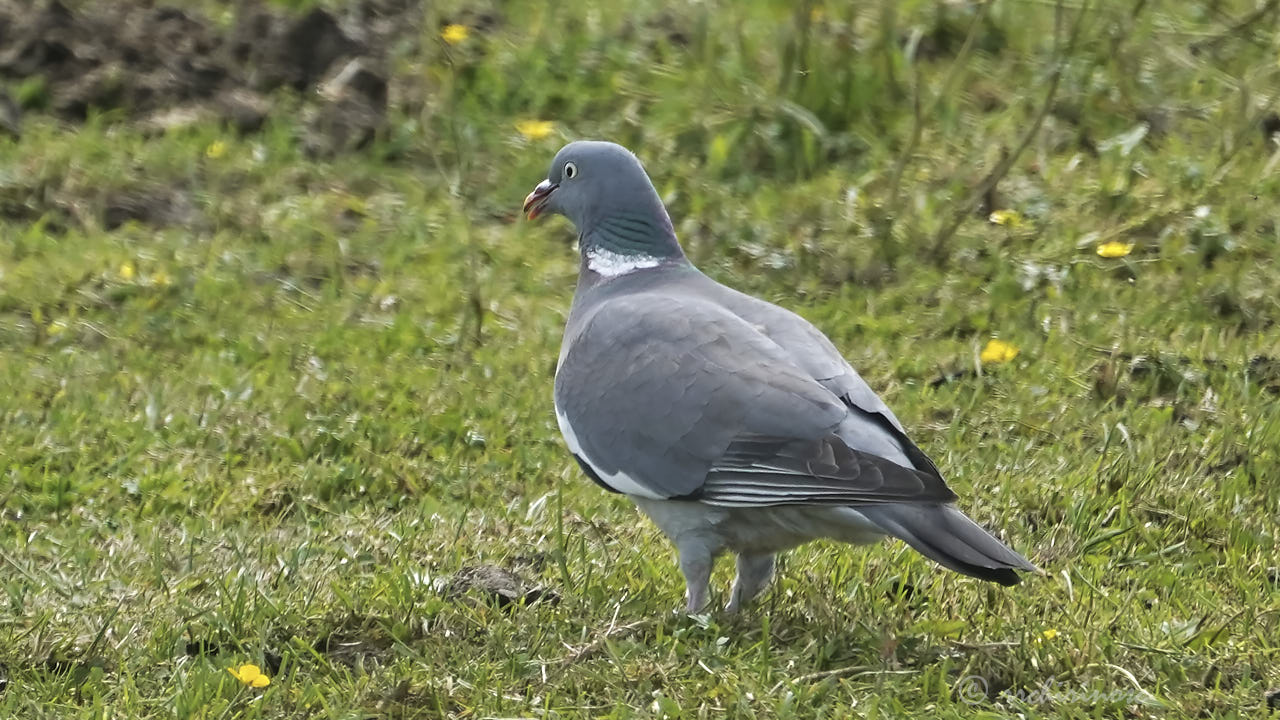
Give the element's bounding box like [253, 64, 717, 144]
[554, 291, 955, 506]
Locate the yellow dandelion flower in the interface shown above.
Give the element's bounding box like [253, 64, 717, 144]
[205, 141, 227, 159]
[441, 24, 470, 45]
[515, 119, 555, 140]
[1041, 628, 1059, 640]
[228, 664, 271, 688]
[119, 262, 136, 281]
[980, 339, 1019, 364]
[1096, 241, 1134, 258]
[988, 209, 1024, 228]
[149, 269, 173, 287]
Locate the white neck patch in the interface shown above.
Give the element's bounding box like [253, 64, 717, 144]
[586, 247, 662, 278]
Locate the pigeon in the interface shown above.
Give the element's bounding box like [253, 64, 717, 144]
[524, 141, 1038, 613]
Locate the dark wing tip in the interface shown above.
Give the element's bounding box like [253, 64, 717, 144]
[964, 566, 1023, 586]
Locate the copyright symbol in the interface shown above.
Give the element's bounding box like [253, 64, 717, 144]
[955, 675, 989, 705]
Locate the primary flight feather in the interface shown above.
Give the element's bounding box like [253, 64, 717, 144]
[525, 140, 1038, 612]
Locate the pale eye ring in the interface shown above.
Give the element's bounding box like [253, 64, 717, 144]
[563, 161, 578, 180]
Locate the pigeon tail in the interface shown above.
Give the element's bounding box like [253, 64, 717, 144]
[858, 503, 1038, 586]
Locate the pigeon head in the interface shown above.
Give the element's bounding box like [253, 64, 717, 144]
[524, 141, 684, 270]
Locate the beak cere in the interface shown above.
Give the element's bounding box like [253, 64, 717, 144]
[523, 179, 557, 220]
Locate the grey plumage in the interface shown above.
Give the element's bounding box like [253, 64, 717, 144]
[525, 140, 1039, 612]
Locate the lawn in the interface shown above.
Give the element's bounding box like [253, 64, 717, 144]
[2, 0, 1279, 717]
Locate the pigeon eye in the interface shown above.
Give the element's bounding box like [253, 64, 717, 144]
[563, 162, 578, 180]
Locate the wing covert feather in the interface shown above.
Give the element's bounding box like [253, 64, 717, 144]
[554, 293, 846, 499]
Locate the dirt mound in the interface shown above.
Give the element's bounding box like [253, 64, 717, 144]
[0, 0, 414, 232]
[0, 0, 409, 142]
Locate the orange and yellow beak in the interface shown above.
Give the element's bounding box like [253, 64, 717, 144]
[523, 179, 557, 220]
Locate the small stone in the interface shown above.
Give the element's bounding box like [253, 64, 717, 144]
[445, 564, 559, 608]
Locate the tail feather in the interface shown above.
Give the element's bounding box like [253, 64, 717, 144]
[858, 503, 1038, 586]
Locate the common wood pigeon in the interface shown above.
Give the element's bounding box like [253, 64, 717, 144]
[524, 141, 1038, 613]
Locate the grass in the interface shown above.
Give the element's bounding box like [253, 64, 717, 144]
[2, 0, 1280, 717]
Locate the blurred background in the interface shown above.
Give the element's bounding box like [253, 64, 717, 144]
[2, 0, 1279, 717]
